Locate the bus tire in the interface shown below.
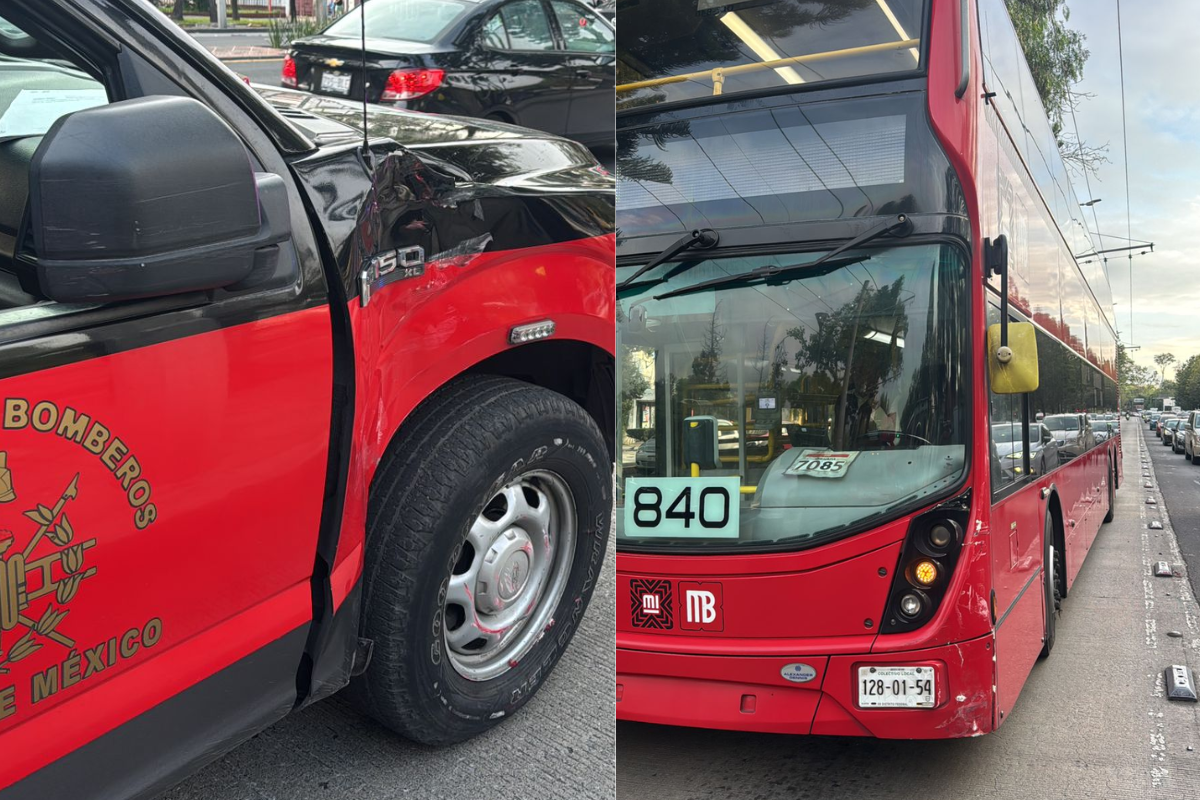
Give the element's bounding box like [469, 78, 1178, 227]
[1103, 457, 1115, 523]
[1039, 510, 1061, 659]
[349, 375, 611, 745]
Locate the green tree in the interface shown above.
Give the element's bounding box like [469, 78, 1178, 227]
[1005, 1, 1108, 176]
[1175, 356, 1200, 410]
[1117, 342, 1156, 409]
[1005, 0, 1088, 139]
[788, 279, 909, 448]
[619, 347, 651, 433]
[1154, 352, 1178, 385]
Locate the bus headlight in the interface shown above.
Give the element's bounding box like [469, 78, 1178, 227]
[928, 523, 954, 548]
[898, 592, 925, 618]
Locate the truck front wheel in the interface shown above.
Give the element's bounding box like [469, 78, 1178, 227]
[350, 375, 610, 745]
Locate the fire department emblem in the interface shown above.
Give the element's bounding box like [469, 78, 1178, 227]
[629, 578, 673, 630]
[0, 456, 95, 674]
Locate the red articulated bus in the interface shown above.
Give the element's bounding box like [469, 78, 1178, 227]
[614, 0, 1120, 738]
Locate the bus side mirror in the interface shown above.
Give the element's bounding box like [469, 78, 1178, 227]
[683, 415, 720, 471]
[987, 321, 1039, 394]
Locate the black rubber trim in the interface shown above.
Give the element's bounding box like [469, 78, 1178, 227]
[0, 288, 327, 381]
[291, 160, 361, 707]
[994, 566, 1043, 631]
[4, 625, 309, 800]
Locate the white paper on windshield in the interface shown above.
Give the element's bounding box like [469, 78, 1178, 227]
[785, 449, 861, 478]
[0, 89, 107, 139]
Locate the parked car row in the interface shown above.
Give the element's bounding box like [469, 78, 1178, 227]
[1162, 410, 1200, 463]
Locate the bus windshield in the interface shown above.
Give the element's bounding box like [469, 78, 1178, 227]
[617, 0, 927, 112]
[617, 242, 969, 551]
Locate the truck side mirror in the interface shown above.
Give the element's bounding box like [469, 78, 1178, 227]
[682, 415, 720, 471]
[28, 96, 292, 303]
[987, 321, 1039, 394]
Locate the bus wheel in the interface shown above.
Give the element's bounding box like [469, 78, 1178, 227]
[1039, 510, 1061, 659]
[1103, 458, 1115, 523]
[350, 375, 610, 745]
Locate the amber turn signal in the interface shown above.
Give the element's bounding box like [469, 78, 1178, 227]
[912, 560, 938, 586]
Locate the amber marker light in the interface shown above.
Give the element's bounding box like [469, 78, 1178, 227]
[913, 560, 938, 586]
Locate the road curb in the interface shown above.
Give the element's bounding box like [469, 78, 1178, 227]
[1131, 422, 1200, 796]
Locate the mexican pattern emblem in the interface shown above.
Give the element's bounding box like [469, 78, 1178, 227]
[0, 454, 95, 674]
[629, 577, 673, 630]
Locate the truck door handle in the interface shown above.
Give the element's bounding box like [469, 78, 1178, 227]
[575, 69, 590, 79]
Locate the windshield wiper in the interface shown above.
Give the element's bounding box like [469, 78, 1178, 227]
[652, 214, 912, 302]
[616, 227, 719, 291]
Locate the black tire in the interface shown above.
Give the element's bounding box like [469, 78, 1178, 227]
[1103, 457, 1115, 523]
[349, 375, 611, 745]
[1039, 510, 1062, 658]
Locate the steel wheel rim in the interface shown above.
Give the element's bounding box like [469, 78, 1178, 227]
[443, 469, 576, 682]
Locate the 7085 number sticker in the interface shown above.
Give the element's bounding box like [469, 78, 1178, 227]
[784, 449, 861, 479]
[622, 477, 741, 539]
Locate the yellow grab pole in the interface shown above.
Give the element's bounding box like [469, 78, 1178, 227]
[617, 39, 920, 93]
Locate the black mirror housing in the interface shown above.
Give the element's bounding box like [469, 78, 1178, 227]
[28, 96, 289, 303]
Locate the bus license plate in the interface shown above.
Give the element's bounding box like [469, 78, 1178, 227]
[857, 666, 936, 708]
[785, 449, 860, 478]
[623, 477, 741, 539]
[321, 72, 352, 95]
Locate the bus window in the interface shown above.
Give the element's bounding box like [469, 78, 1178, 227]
[617, 242, 969, 550]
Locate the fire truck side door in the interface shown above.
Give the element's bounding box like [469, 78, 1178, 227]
[0, 4, 335, 795]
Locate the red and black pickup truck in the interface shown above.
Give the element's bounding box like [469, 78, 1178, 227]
[0, 2, 614, 796]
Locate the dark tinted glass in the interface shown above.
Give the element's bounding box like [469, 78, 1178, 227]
[616, 92, 964, 243]
[617, 0, 926, 111]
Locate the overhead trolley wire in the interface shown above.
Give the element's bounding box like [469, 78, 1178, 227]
[1116, 0, 1134, 346]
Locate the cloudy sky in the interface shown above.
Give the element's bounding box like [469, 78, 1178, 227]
[1068, 0, 1198, 377]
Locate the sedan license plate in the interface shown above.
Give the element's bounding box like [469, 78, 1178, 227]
[321, 71, 352, 95]
[857, 666, 936, 708]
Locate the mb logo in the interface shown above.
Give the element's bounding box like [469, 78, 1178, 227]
[680, 581, 723, 632]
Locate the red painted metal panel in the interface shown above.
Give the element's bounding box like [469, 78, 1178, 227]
[0, 308, 333, 788]
[329, 234, 615, 608]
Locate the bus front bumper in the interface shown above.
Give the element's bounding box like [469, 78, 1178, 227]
[616, 634, 995, 739]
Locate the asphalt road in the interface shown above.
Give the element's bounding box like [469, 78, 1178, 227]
[1144, 420, 1200, 606]
[162, 539, 615, 800]
[617, 419, 1200, 800]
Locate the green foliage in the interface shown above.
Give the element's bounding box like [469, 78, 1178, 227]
[266, 17, 325, 48]
[1004, 0, 1088, 139]
[1174, 357, 1200, 410]
[619, 347, 651, 431]
[1153, 352, 1178, 384]
[1117, 342, 1157, 409]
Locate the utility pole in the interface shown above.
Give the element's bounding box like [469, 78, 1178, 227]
[215, 0, 228, 28]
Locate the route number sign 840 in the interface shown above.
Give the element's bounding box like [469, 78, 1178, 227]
[622, 477, 741, 539]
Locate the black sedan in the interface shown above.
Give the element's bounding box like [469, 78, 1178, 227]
[284, 0, 614, 148]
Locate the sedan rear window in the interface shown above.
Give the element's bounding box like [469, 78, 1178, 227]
[325, 0, 474, 43]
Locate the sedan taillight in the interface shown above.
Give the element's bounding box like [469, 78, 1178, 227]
[380, 68, 445, 101]
[282, 55, 298, 88]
